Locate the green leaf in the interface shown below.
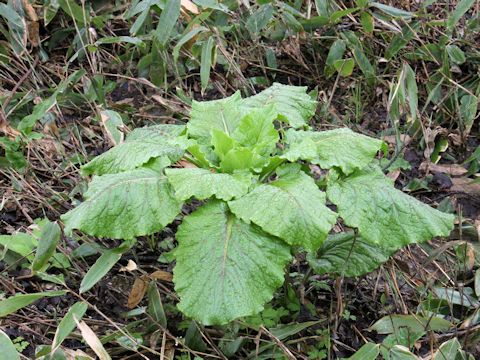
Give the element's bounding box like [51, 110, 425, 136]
[309, 232, 394, 277]
[220, 147, 266, 173]
[327, 167, 454, 247]
[404, 63, 418, 122]
[283, 128, 385, 174]
[95, 36, 144, 47]
[447, 0, 475, 30]
[385, 22, 419, 60]
[229, 171, 337, 253]
[211, 129, 237, 160]
[126, 124, 186, 142]
[370, 314, 451, 334]
[52, 302, 88, 352]
[232, 105, 279, 156]
[166, 168, 252, 201]
[32, 221, 61, 272]
[360, 11, 374, 33]
[188, 92, 244, 142]
[370, 3, 414, 18]
[0, 291, 66, 317]
[0, 330, 20, 360]
[446, 45, 466, 65]
[347, 343, 380, 360]
[147, 282, 167, 327]
[242, 83, 317, 128]
[460, 94, 478, 134]
[62, 169, 182, 239]
[173, 201, 291, 325]
[200, 36, 215, 92]
[81, 138, 185, 176]
[334, 58, 355, 76]
[325, 39, 347, 77]
[433, 338, 461, 360]
[0, 232, 37, 258]
[246, 4, 274, 34]
[80, 245, 130, 293]
[173, 26, 209, 64]
[154, 0, 180, 47]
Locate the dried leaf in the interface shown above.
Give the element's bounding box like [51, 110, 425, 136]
[127, 276, 149, 309]
[181, 0, 199, 14]
[420, 162, 468, 177]
[119, 259, 138, 272]
[74, 317, 111, 360]
[149, 270, 173, 282]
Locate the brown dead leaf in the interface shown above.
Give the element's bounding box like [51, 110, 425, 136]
[419, 162, 468, 177]
[127, 275, 149, 309]
[176, 160, 198, 168]
[149, 270, 173, 282]
[383, 134, 412, 146]
[74, 317, 111, 360]
[450, 178, 480, 195]
[386, 169, 401, 181]
[120, 259, 138, 272]
[181, 0, 199, 14]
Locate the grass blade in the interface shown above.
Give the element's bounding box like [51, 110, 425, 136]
[52, 301, 88, 353]
[32, 221, 61, 272]
[154, 0, 181, 47]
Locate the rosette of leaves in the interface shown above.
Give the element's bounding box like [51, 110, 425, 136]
[62, 83, 454, 325]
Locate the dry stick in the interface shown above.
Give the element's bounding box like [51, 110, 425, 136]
[259, 325, 297, 360]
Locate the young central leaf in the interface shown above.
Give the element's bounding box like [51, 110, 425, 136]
[242, 83, 317, 128]
[327, 166, 454, 247]
[173, 201, 291, 325]
[231, 105, 279, 156]
[165, 168, 252, 201]
[62, 169, 182, 239]
[228, 171, 338, 252]
[282, 128, 386, 174]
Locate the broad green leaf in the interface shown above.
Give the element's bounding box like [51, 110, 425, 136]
[147, 282, 167, 327]
[32, 221, 61, 272]
[347, 343, 380, 360]
[220, 147, 266, 173]
[433, 338, 461, 360]
[370, 314, 451, 334]
[0, 232, 37, 258]
[370, 3, 414, 18]
[62, 169, 182, 239]
[446, 45, 466, 65]
[0, 291, 66, 317]
[173, 201, 291, 325]
[327, 167, 454, 247]
[283, 128, 385, 174]
[242, 83, 317, 128]
[80, 245, 130, 293]
[165, 168, 252, 201]
[232, 105, 279, 156]
[188, 92, 244, 142]
[52, 302, 88, 352]
[154, 0, 180, 47]
[200, 36, 215, 92]
[127, 124, 186, 142]
[229, 171, 337, 252]
[447, 0, 475, 30]
[309, 232, 394, 277]
[187, 141, 218, 167]
[0, 330, 20, 360]
[81, 138, 185, 176]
